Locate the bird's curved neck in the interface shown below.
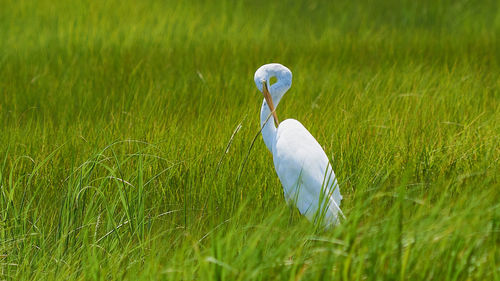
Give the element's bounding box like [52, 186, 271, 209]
[260, 94, 283, 153]
[255, 64, 292, 153]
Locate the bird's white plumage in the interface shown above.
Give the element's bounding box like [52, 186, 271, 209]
[255, 63, 343, 228]
[274, 119, 343, 225]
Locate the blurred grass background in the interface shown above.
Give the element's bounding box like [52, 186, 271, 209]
[0, 0, 499, 280]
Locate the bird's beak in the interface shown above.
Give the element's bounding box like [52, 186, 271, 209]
[262, 81, 279, 127]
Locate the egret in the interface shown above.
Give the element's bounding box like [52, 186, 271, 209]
[254, 63, 344, 228]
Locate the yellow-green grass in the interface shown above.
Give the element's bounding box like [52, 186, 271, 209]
[0, 0, 499, 280]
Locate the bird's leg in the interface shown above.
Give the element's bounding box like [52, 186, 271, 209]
[288, 203, 294, 226]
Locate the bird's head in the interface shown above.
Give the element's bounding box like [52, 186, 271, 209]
[254, 63, 292, 101]
[254, 63, 292, 126]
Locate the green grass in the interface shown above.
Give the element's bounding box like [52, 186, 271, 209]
[1, 0, 499, 279]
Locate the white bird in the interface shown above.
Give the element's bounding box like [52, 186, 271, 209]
[254, 63, 344, 228]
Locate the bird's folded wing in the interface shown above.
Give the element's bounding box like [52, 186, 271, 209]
[273, 119, 342, 221]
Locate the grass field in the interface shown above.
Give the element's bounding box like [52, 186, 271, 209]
[1, 0, 499, 279]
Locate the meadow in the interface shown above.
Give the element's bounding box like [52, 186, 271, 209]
[0, 0, 499, 279]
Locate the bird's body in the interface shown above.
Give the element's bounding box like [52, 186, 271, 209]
[274, 119, 342, 224]
[255, 63, 343, 227]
